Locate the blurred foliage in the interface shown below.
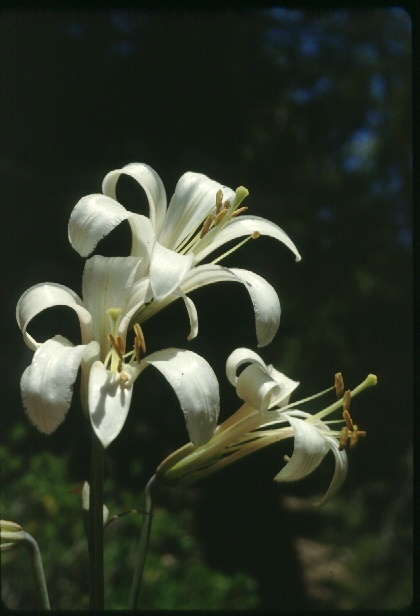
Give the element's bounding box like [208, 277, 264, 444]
[1, 423, 258, 609]
[1, 6, 412, 611]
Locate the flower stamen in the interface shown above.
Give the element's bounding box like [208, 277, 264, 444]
[211, 232, 259, 265]
[215, 189, 224, 214]
[339, 426, 349, 450]
[133, 323, 146, 354]
[343, 389, 351, 412]
[199, 214, 215, 238]
[335, 372, 344, 398]
[231, 206, 249, 218]
[108, 333, 124, 361]
[343, 409, 354, 431]
[213, 207, 229, 226]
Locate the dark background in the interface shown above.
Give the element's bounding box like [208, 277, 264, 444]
[1, 6, 412, 609]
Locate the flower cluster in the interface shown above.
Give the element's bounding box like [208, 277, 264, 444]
[17, 164, 300, 449]
[157, 348, 376, 505]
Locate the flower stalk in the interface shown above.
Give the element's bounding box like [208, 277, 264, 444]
[129, 474, 157, 609]
[89, 432, 105, 609]
[1, 520, 50, 610]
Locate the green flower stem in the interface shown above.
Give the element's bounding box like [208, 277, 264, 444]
[128, 474, 157, 609]
[1, 528, 50, 609]
[89, 432, 104, 609]
[21, 531, 51, 610]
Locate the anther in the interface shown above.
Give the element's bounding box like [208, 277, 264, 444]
[231, 206, 248, 218]
[133, 323, 146, 354]
[117, 336, 125, 356]
[199, 214, 214, 238]
[335, 372, 344, 398]
[119, 372, 129, 385]
[339, 427, 349, 451]
[215, 189, 224, 214]
[109, 333, 124, 360]
[213, 208, 228, 226]
[134, 337, 141, 363]
[343, 409, 354, 431]
[251, 231, 260, 239]
[350, 427, 367, 448]
[343, 390, 351, 412]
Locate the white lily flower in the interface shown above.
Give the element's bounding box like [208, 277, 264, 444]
[157, 348, 376, 506]
[16, 255, 219, 449]
[68, 163, 301, 346]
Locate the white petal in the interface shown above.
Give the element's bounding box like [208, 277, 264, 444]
[82, 256, 143, 354]
[274, 414, 329, 482]
[68, 194, 130, 257]
[133, 263, 277, 348]
[88, 361, 133, 448]
[80, 341, 101, 416]
[172, 290, 199, 340]
[158, 172, 236, 249]
[236, 363, 287, 413]
[127, 213, 156, 268]
[20, 335, 86, 434]
[266, 365, 300, 408]
[182, 264, 280, 347]
[228, 268, 280, 347]
[149, 242, 194, 301]
[141, 349, 220, 446]
[315, 438, 348, 506]
[194, 215, 301, 264]
[226, 347, 268, 388]
[102, 163, 167, 235]
[16, 282, 92, 351]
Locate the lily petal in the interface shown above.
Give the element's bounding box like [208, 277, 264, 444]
[315, 436, 348, 506]
[228, 268, 280, 347]
[183, 264, 281, 347]
[265, 365, 300, 408]
[68, 194, 130, 257]
[274, 414, 329, 482]
[140, 348, 220, 446]
[149, 242, 194, 301]
[172, 290, 199, 340]
[82, 255, 144, 352]
[194, 215, 301, 264]
[235, 363, 287, 413]
[226, 347, 268, 388]
[88, 361, 133, 448]
[102, 163, 167, 235]
[20, 335, 86, 434]
[127, 213, 156, 270]
[16, 282, 93, 351]
[158, 172, 236, 250]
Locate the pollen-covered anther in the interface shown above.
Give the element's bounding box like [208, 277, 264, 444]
[343, 389, 351, 412]
[339, 426, 349, 451]
[252, 231, 261, 239]
[343, 409, 354, 431]
[215, 189, 224, 214]
[213, 208, 229, 226]
[117, 336, 125, 355]
[350, 426, 367, 448]
[109, 333, 124, 360]
[199, 214, 214, 238]
[231, 206, 249, 218]
[133, 323, 146, 354]
[335, 372, 344, 398]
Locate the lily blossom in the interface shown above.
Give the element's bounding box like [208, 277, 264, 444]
[157, 348, 377, 506]
[16, 255, 219, 448]
[68, 163, 301, 347]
